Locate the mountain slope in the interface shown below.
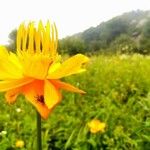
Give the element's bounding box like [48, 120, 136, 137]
[59, 10, 150, 54]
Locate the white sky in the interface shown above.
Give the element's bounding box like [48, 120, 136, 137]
[0, 0, 150, 44]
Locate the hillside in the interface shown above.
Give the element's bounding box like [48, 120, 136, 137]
[59, 10, 150, 55]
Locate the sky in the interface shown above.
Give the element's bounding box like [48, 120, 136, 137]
[0, 0, 150, 44]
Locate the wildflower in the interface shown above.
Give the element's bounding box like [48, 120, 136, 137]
[16, 108, 22, 113]
[0, 21, 89, 119]
[88, 119, 106, 133]
[15, 140, 25, 148]
[0, 130, 7, 135]
[119, 54, 128, 60]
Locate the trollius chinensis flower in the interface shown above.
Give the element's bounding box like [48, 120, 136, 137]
[0, 21, 89, 119]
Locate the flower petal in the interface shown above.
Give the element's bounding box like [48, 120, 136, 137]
[0, 46, 23, 80]
[47, 54, 89, 79]
[50, 80, 85, 94]
[44, 80, 61, 109]
[5, 88, 21, 104]
[22, 80, 51, 119]
[0, 78, 34, 92]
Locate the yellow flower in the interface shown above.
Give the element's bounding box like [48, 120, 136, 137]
[15, 140, 25, 148]
[0, 21, 89, 119]
[88, 119, 106, 133]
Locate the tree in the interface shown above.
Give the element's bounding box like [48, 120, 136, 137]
[110, 34, 137, 54]
[6, 29, 17, 52]
[58, 37, 87, 55]
[139, 20, 150, 54]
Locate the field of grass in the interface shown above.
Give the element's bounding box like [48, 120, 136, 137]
[0, 54, 150, 150]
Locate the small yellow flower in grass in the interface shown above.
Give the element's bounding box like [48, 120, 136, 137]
[0, 21, 89, 119]
[15, 140, 25, 148]
[88, 119, 106, 133]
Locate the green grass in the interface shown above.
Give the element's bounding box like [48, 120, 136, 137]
[0, 54, 150, 149]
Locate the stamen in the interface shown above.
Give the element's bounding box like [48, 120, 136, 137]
[17, 21, 58, 55]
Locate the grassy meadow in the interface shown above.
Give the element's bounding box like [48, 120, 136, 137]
[0, 54, 150, 150]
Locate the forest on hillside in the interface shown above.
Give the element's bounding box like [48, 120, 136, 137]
[58, 10, 150, 55]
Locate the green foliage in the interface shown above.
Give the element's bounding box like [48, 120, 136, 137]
[58, 37, 87, 55]
[139, 20, 150, 54]
[6, 29, 17, 52]
[109, 34, 137, 54]
[0, 54, 150, 149]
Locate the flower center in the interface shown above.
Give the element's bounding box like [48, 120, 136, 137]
[36, 95, 44, 104]
[21, 53, 52, 80]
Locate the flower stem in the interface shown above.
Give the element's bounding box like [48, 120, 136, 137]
[37, 111, 42, 150]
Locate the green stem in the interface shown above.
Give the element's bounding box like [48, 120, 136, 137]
[37, 111, 42, 150]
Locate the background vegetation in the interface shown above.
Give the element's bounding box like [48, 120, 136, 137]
[0, 54, 150, 149]
[58, 10, 150, 55]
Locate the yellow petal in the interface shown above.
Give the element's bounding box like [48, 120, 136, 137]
[22, 80, 51, 119]
[5, 88, 21, 104]
[22, 25, 28, 51]
[38, 21, 45, 51]
[0, 46, 23, 80]
[42, 21, 50, 53]
[17, 23, 24, 52]
[53, 22, 58, 51]
[0, 46, 9, 57]
[35, 30, 41, 52]
[0, 78, 34, 92]
[44, 80, 61, 109]
[28, 22, 35, 52]
[48, 62, 61, 74]
[9, 52, 23, 71]
[50, 80, 85, 94]
[47, 54, 89, 79]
